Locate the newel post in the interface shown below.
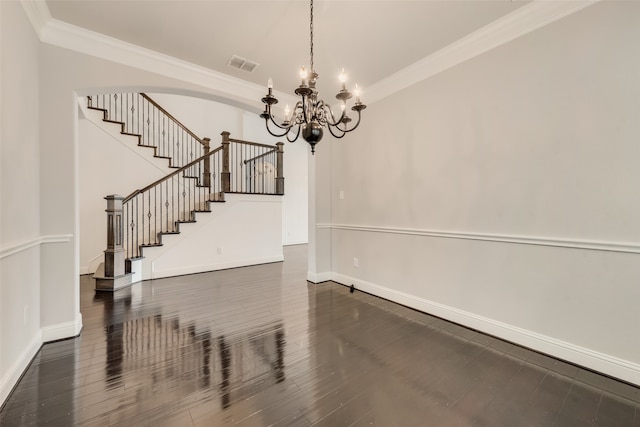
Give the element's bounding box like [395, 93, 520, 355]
[276, 142, 285, 195]
[202, 137, 211, 187]
[95, 194, 133, 291]
[221, 131, 231, 193]
[104, 195, 125, 278]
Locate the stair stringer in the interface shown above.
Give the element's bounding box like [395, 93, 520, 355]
[79, 98, 177, 174]
[136, 193, 284, 281]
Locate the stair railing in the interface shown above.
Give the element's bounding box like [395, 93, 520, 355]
[87, 93, 206, 168]
[223, 132, 285, 195]
[99, 129, 285, 287]
[122, 144, 223, 260]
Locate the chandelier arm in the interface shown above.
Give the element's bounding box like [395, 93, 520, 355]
[346, 109, 364, 132]
[268, 114, 293, 131]
[264, 117, 294, 138]
[264, 102, 305, 131]
[332, 107, 361, 135]
[290, 101, 306, 126]
[327, 124, 348, 139]
[322, 101, 347, 128]
[286, 125, 302, 143]
[292, 113, 305, 126]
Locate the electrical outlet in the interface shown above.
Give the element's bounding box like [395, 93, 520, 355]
[353, 257, 359, 268]
[217, 247, 223, 255]
[339, 190, 345, 200]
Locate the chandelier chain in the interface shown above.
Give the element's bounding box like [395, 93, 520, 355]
[309, 0, 314, 72]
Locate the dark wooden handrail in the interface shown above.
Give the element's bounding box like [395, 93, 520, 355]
[140, 93, 205, 145]
[243, 149, 277, 165]
[105, 130, 283, 263]
[123, 146, 222, 203]
[228, 138, 275, 150]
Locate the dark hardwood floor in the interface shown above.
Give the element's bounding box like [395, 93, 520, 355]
[2, 244, 639, 426]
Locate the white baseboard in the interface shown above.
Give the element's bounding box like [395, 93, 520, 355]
[150, 254, 285, 280]
[332, 272, 640, 387]
[2, 314, 83, 407]
[284, 239, 309, 246]
[307, 271, 332, 283]
[0, 330, 42, 407]
[41, 313, 83, 343]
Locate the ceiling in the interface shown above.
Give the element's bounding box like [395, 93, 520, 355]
[45, 0, 528, 97]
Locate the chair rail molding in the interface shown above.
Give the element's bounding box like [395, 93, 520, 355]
[318, 223, 640, 255]
[0, 234, 73, 260]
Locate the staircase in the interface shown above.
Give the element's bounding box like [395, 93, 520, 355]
[87, 93, 284, 291]
[87, 93, 207, 169]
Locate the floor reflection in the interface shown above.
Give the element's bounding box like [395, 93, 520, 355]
[98, 289, 286, 412]
[104, 314, 213, 393]
[218, 324, 285, 409]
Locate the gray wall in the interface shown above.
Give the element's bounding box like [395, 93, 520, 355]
[319, 2, 640, 385]
[1, 0, 43, 405]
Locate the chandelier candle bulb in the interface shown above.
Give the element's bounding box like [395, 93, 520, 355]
[340, 68, 347, 90]
[284, 105, 291, 124]
[300, 66, 308, 86]
[267, 78, 273, 95]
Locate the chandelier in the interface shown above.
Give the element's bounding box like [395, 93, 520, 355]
[260, 0, 366, 154]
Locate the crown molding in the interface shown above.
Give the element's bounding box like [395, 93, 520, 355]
[365, 0, 600, 104]
[21, 0, 598, 108]
[19, 0, 297, 112]
[20, 0, 50, 40]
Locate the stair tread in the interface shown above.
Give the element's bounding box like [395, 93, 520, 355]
[87, 106, 107, 113]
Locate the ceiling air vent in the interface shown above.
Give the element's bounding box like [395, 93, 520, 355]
[227, 54, 259, 73]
